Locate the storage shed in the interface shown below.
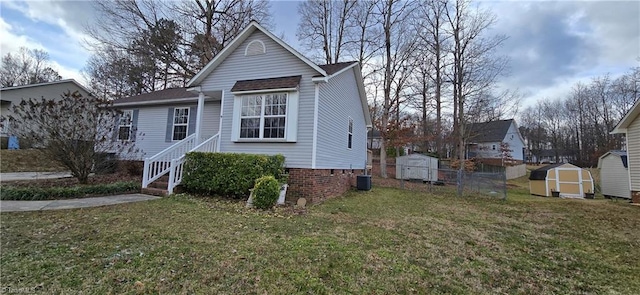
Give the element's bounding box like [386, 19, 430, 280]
[395, 154, 438, 182]
[598, 150, 630, 199]
[529, 163, 594, 197]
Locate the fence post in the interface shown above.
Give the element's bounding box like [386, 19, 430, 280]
[400, 164, 404, 190]
[456, 169, 463, 197]
[502, 170, 507, 200]
[142, 158, 150, 188]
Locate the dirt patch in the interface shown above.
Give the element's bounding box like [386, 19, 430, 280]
[0, 149, 67, 172]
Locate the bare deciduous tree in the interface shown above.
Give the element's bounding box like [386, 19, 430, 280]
[7, 91, 140, 183]
[0, 47, 62, 87]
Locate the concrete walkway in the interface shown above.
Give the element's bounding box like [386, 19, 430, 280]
[0, 171, 73, 182]
[0, 194, 161, 212]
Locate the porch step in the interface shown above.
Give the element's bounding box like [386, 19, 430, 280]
[141, 187, 169, 197]
[149, 181, 169, 189]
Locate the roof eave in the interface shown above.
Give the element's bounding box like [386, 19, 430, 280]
[112, 96, 204, 107]
[611, 99, 640, 134]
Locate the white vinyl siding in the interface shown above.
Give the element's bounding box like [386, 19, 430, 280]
[316, 67, 367, 169]
[200, 30, 318, 168]
[599, 154, 631, 198]
[628, 116, 640, 192]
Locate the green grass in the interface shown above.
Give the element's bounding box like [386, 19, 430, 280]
[1, 181, 639, 294]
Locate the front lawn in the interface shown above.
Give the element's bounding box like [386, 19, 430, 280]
[1, 183, 638, 293]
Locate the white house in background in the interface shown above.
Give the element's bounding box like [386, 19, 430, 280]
[611, 99, 640, 203]
[112, 21, 372, 203]
[598, 150, 630, 199]
[0, 79, 93, 144]
[465, 119, 526, 163]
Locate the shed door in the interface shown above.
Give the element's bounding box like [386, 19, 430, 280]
[404, 158, 428, 180]
[555, 168, 583, 197]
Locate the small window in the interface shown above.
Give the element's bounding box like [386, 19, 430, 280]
[118, 110, 133, 141]
[245, 40, 266, 56]
[492, 144, 496, 150]
[173, 107, 189, 141]
[348, 117, 353, 149]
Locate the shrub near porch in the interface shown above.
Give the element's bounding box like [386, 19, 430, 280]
[181, 152, 285, 198]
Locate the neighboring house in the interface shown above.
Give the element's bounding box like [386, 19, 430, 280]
[611, 99, 640, 203]
[598, 150, 630, 199]
[466, 119, 526, 163]
[0, 79, 93, 146]
[112, 21, 372, 203]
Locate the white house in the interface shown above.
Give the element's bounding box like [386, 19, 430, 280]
[112, 21, 372, 203]
[0, 79, 93, 146]
[611, 99, 640, 203]
[466, 119, 526, 163]
[598, 150, 630, 199]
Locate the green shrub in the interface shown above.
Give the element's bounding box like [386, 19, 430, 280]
[0, 181, 140, 200]
[181, 152, 285, 199]
[252, 175, 280, 209]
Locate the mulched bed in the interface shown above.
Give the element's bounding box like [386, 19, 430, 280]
[1, 172, 142, 189]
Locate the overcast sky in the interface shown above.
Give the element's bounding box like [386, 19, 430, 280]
[1, 0, 638, 107]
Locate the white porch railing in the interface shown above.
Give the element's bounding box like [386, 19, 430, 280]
[167, 133, 219, 194]
[142, 133, 198, 189]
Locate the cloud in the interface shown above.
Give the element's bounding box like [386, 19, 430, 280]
[0, 0, 95, 84]
[485, 0, 639, 105]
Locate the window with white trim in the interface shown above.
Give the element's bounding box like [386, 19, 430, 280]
[173, 107, 189, 140]
[348, 117, 353, 149]
[240, 93, 287, 139]
[118, 110, 133, 141]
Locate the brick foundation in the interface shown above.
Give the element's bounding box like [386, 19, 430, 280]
[632, 191, 640, 204]
[286, 168, 364, 204]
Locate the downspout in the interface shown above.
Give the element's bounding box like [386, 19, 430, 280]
[311, 83, 320, 169]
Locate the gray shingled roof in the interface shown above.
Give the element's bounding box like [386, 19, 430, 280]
[529, 163, 566, 180]
[318, 61, 357, 75]
[113, 88, 195, 105]
[466, 119, 514, 143]
[231, 76, 301, 92]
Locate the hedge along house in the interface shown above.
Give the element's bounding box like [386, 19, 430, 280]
[611, 99, 640, 203]
[598, 150, 630, 199]
[112, 21, 372, 203]
[529, 163, 594, 198]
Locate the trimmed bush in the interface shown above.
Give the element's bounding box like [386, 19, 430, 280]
[0, 181, 140, 201]
[181, 152, 285, 198]
[252, 175, 280, 209]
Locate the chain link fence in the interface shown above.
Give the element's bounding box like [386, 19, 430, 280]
[372, 163, 507, 199]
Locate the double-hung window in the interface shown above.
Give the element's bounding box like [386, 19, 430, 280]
[348, 117, 353, 149]
[239, 93, 287, 139]
[118, 110, 133, 141]
[173, 107, 189, 141]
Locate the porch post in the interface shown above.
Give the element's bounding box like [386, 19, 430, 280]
[195, 90, 205, 145]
